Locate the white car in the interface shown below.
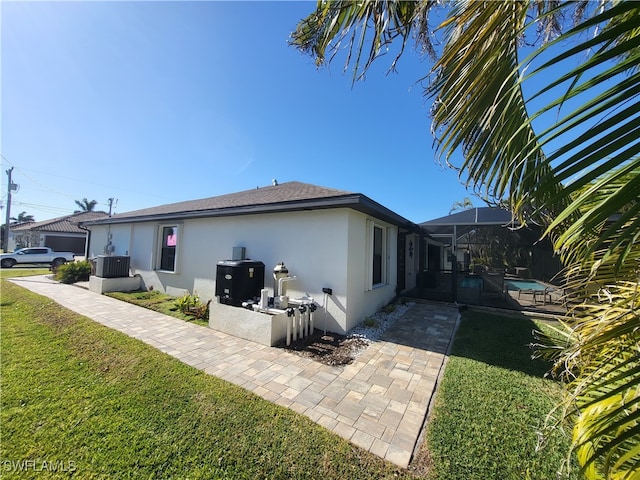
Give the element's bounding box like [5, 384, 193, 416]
[0, 247, 75, 268]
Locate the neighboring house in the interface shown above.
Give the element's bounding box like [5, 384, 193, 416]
[10, 211, 110, 256]
[81, 181, 427, 334]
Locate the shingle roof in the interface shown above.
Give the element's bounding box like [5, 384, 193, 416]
[12, 211, 110, 234]
[81, 181, 419, 231]
[111, 181, 352, 220]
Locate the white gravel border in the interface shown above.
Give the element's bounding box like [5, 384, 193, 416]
[346, 301, 416, 357]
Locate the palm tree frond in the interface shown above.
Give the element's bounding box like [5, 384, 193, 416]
[290, 0, 436, 82]
[428, 1, 562, 220]
[292, 1, 640, 477]
[74, 198, 97, 213]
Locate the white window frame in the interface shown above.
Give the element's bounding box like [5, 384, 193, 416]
[156, 224, 180, 273]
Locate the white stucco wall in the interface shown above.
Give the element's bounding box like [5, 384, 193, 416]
[87, 224, 131, 257]
[175, 209, 351, 330]
[87, 207, 400, 334]
[87, 226, 109, 258]
[344, 210, 398, 332]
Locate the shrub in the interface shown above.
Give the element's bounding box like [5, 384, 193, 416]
[382, 304, 396, 314]
[174, 293, 210, 320]
[190, 301, 210, 320]
[174, 293, 199, 312]
[363, 317, 378, 328]
[55, 261, 92, 284]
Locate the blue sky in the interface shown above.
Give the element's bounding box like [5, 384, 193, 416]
[2, 1, 476, 223]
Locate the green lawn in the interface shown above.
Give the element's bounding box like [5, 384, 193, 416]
[106, 290, 210, 327]
[1, 278, 413, 479]
[0, 267, 50, 279]
[1, 271, 581, 479]
[423, 310, 582, 480]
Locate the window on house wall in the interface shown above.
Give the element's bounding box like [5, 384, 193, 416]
[373, 225, 384, 285]
[367, 222, 388, 290]
[159, 226, 178, 271]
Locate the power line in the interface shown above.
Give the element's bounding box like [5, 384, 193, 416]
[1, 155, 116, 213]
[1, 154, 167, 204]
[1, 153, 79, 202]
[0, 154, 175, 218]
[12, 201, 74, 215]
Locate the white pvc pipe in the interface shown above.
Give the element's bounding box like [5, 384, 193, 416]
[322, 293, 329, 335]
[278, 276, 297, 297]
[292, 309, 298, 341]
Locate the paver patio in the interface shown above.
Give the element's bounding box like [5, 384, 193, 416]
[8, 275, 458, 468]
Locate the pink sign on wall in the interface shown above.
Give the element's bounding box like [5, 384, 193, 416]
[166, 233, 177, 247]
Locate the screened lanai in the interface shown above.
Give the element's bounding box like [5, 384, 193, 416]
[410, 207, 563, 312]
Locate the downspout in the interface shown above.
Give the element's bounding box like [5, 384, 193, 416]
[396, 229, 404, 297]
[78, 223, 91, 260]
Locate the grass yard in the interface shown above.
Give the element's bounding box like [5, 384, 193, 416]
[1, 271, 582, 479]
[421, 310, 582, 480]
[106, 290, 210, 327]
[0, 267, 50, 279]
[0, 278, 414, 479]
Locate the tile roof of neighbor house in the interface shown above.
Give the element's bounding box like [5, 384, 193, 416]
[11, 211, 110, 234]
[82, 181, 420, 231]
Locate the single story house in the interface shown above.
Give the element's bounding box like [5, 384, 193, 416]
[9, 211, 110, 255]
[82, 181, 429, 334]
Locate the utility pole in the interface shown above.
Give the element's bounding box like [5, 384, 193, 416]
[4, 167, 14, 252]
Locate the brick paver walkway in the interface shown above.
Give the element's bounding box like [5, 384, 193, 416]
[9, 275, 458, 468]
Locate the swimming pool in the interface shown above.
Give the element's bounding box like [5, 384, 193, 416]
[458, 276, 483, 304]
[504, 279, 547, 292]
[460, 276, 484, 289]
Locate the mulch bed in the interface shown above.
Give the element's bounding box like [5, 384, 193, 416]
[277, 329, 369, 366]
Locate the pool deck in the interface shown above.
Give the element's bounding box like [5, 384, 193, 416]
[502, 278, 564, 311]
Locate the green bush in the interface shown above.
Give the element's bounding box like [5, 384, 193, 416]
[55, 261, 92, 284]
[382, 304, 396, 314]
[363, 317, 378, 328]
[174, 293, 199, 312]
[174, 293, 210, 320]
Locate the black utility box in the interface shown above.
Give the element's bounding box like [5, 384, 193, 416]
[95, 255, 130, 278]
[215, 260, 265, 307]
